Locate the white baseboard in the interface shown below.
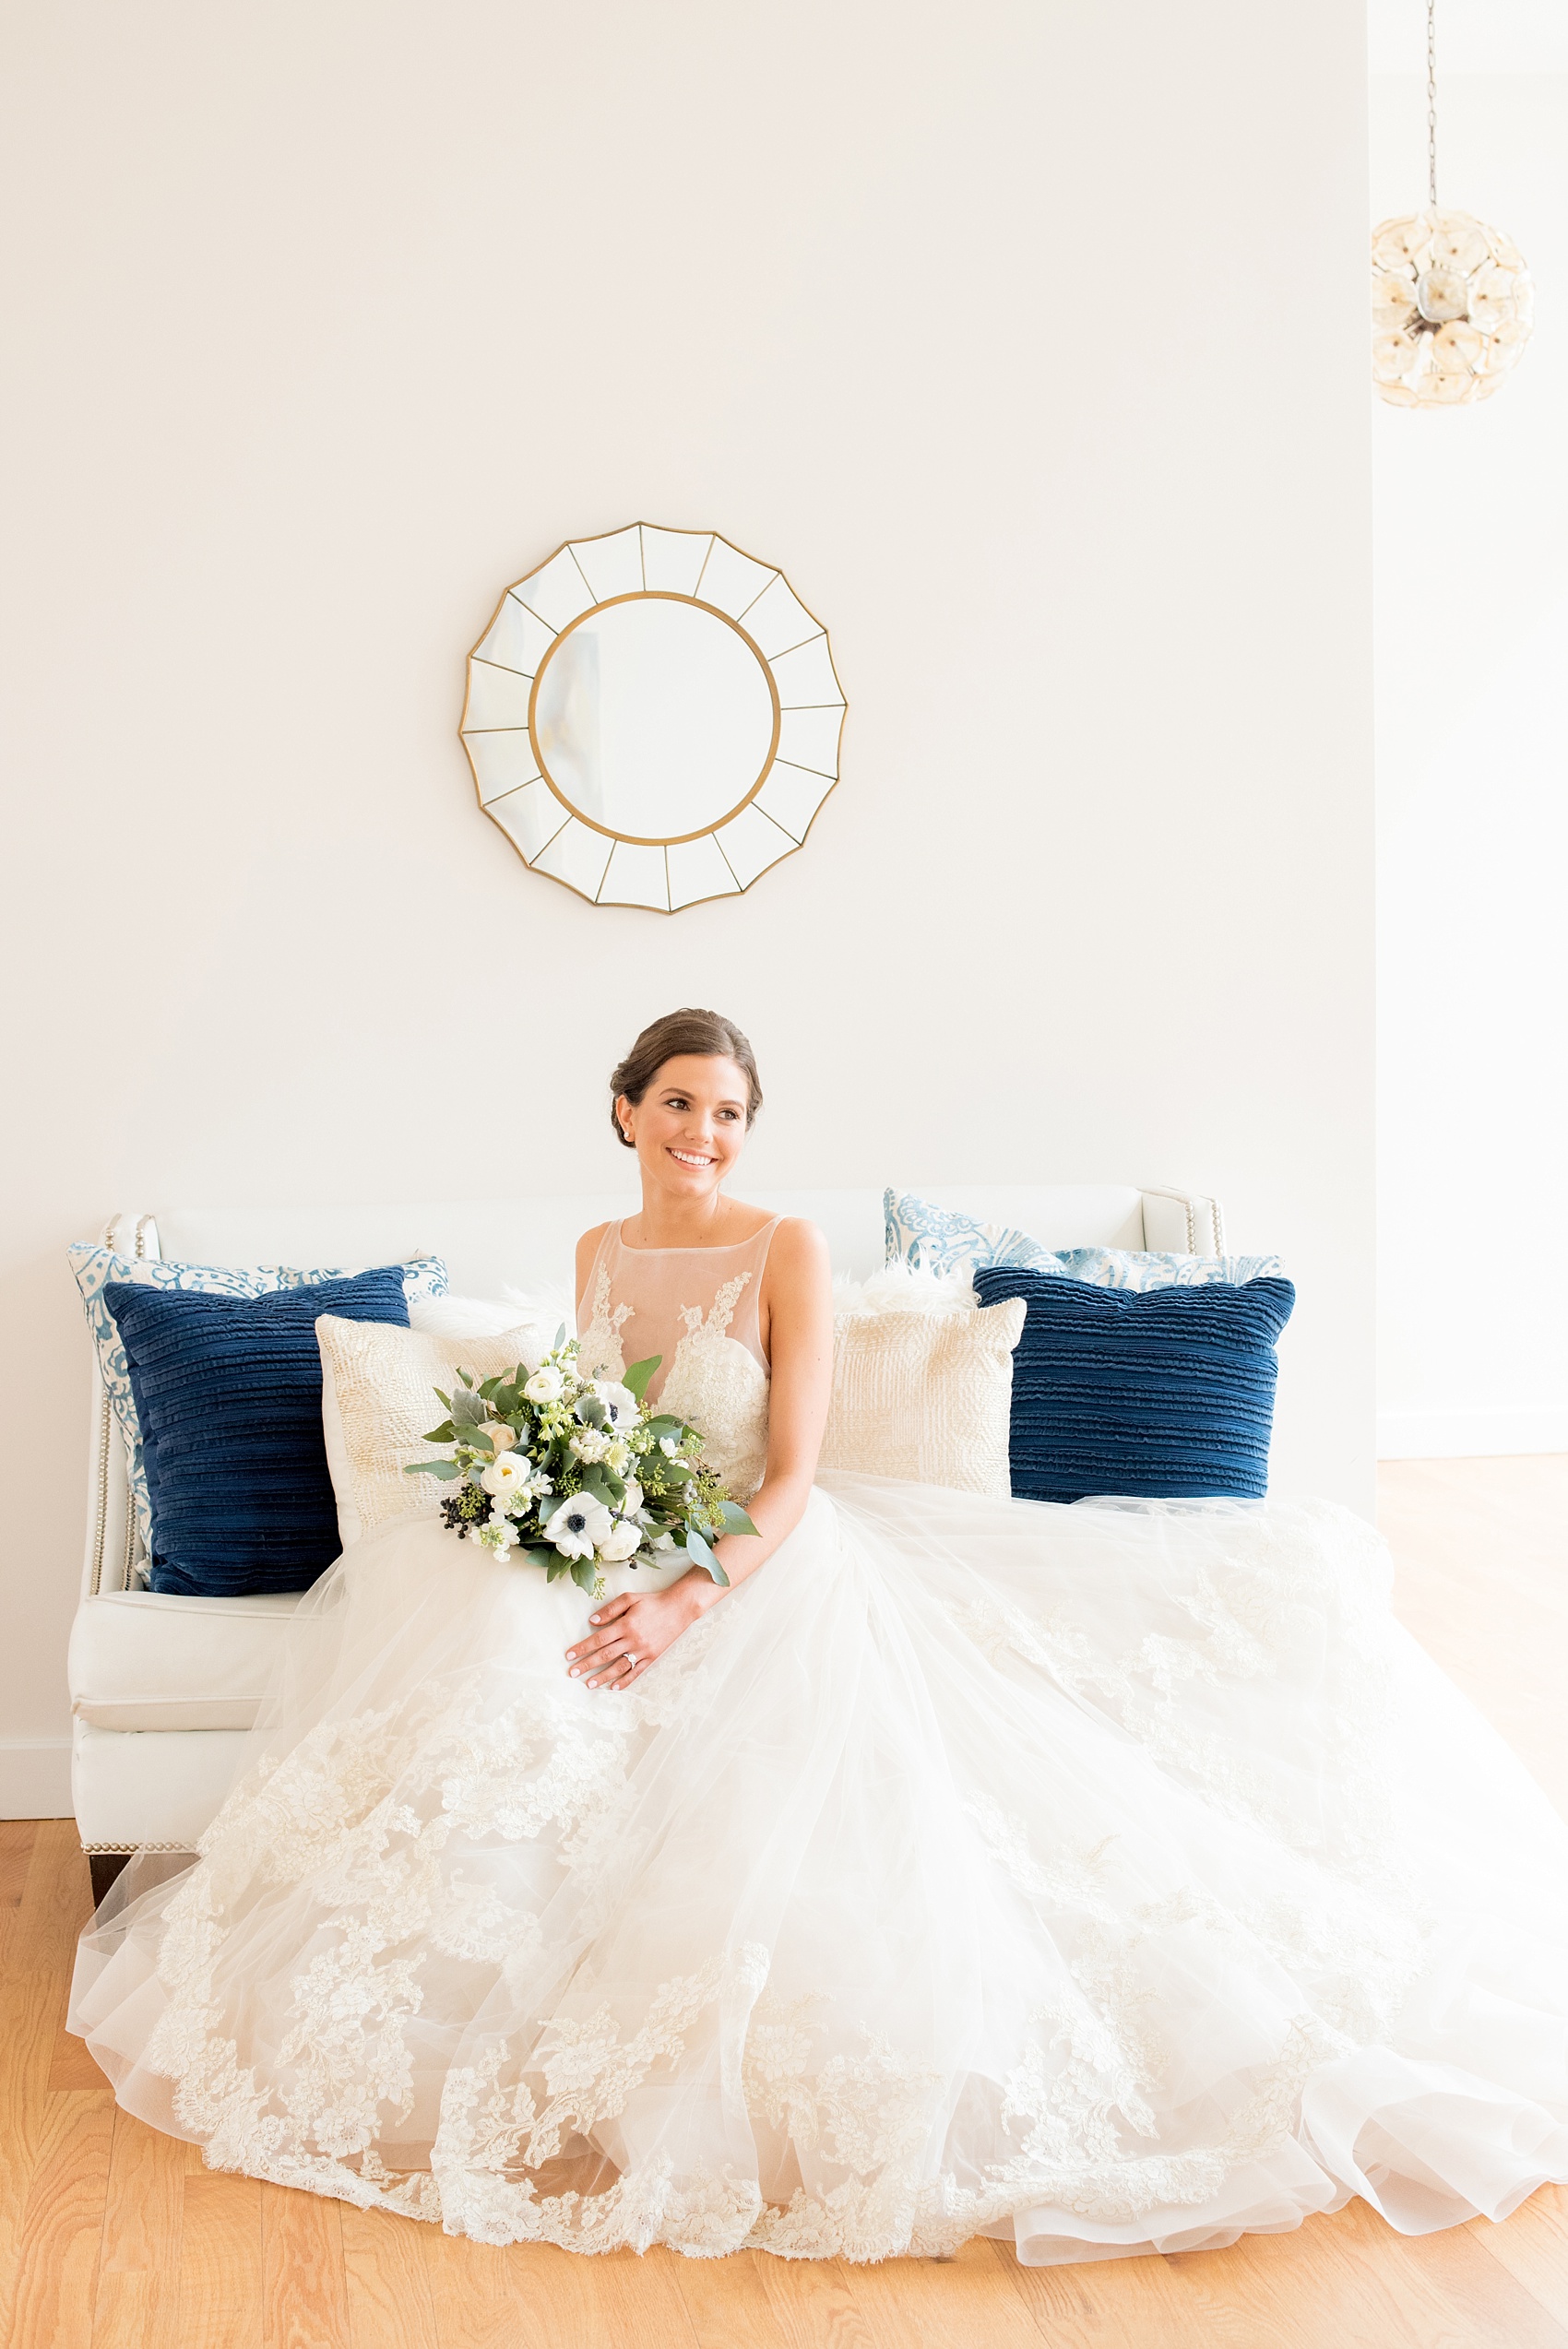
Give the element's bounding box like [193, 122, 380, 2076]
[0, 1738, 75, 1820]
[1379, 1407, 1568, 1461]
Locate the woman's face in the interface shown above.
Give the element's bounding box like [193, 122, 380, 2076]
[618, 1054, 750, 1203]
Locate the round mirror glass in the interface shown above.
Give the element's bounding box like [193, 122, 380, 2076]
[532, 597, 778, 843]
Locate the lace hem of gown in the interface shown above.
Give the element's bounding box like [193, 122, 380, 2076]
[67, 1478, 1568, 2264]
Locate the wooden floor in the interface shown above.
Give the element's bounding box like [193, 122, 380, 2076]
[3, 1456, 1565, 2349]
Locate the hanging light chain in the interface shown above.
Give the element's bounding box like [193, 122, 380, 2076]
[1427, 0, 1438, 208]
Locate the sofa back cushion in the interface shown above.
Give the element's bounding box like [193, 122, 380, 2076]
[973, 1267, 1296, 1503]
[71, 1242, 447, 1554]
[818, 1275, 1026, 1495]
[104, 1267, 411, 1596]
[317, 1312, 552, 1548]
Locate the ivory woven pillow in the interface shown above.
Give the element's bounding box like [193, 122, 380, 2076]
[316, 1313, 551, 1548]
[819, 1272, 1027, 1496]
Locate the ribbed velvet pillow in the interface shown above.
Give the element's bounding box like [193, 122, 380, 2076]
[972, 1267, 1296, 1502]
[105, 1267, 411, 1596]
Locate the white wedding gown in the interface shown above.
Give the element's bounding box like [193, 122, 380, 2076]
[70, 1223, 1568, 2265]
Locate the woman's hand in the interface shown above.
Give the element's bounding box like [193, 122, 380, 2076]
[564, 1575, 715, 1692]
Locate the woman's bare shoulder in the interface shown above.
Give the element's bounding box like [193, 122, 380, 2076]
[764, 1216, 831, 1281]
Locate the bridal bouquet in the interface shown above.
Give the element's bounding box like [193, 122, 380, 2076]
[403, 1333, 756, 1595]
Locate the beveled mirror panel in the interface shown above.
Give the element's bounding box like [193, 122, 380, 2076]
[462, 525, 845, 911]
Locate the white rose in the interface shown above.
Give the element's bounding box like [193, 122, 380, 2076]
[478, 1421, 516, 1453]
[524, 1365, 564, 1405]
[597, 1521, 642, 1564]
[480, 1453, 532, 1502]
[542, 1493, 612, 1560]
[588, 1380, 641, 1430]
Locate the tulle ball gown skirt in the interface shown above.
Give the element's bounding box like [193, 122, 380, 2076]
[69, 1477, 1568, 2264]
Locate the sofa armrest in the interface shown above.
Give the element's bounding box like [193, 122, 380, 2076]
[79, 1211, 159, 1600]
[1139, 1187, 1228, 1256]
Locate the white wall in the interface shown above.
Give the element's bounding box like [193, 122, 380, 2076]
[0, 0, 1375, 1813]
[1371, 65, 1568, 1458]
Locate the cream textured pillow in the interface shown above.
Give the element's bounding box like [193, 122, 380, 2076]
[818, 1282, 1026, 1496]
[316, 1314, 549, 1548]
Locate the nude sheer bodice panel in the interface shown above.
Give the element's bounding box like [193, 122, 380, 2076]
[576, 1219, 778, 1501]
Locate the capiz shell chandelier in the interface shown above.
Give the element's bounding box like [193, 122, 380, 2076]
[1371, 0, 1534, 408]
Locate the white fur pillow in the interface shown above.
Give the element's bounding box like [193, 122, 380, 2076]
[410, 1285, 574, 1342]
[820, 1267, 1025, 1495]
[316, 1314, 548, 1549]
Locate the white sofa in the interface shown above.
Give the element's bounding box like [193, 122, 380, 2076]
[72, 1182, 1225, 1895]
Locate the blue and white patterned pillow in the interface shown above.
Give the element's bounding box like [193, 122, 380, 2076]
[883, 1190, 1282, 1292]
[884, 1192, 1053, 1275]
[69, 1243, 448, 1548]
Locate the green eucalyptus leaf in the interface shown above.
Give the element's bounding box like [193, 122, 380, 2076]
[644, 1414, 683, 1439]
[622, 1355, 661, 1402]
[683, 1524, 730, 1587]
[570, 1558, 598, 1593]
[403, 1457, 461, 1479]
[716, 1500, 760, 1537]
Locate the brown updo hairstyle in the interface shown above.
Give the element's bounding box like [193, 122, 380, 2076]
[610, 1009, 763, 1147]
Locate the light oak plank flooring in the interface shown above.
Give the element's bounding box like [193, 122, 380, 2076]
[2, 1456, 1563, 2349]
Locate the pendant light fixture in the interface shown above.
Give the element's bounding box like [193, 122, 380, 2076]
[1372, 0, 1533, 407]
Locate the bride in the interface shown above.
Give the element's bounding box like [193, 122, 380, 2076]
[70, 1008, 1568, 2265]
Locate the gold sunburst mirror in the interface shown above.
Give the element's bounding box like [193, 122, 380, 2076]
[460, 525, 846, 911]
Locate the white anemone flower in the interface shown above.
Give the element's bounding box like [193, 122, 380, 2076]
[543, 1493, 612, 1560]
[597, 1520, 642, 1565]
[588, 1380, 641, 1431]
[524, 1365, 565, 1405]
[480, 1453, 532, 1504]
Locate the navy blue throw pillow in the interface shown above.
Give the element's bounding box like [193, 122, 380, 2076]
[104, 1268, 410, 1596]
[972, 1268, 1296, 1503]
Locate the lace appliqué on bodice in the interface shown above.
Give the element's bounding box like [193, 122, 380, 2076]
[578, 1254, 769, 1502]
[576, 1265, 632, 1392]
[659, 1274, 770, 1503]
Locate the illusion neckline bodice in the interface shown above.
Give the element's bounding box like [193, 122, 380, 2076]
[612, 1218, 782, 1258]
[575, 1216, 779, 1501]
